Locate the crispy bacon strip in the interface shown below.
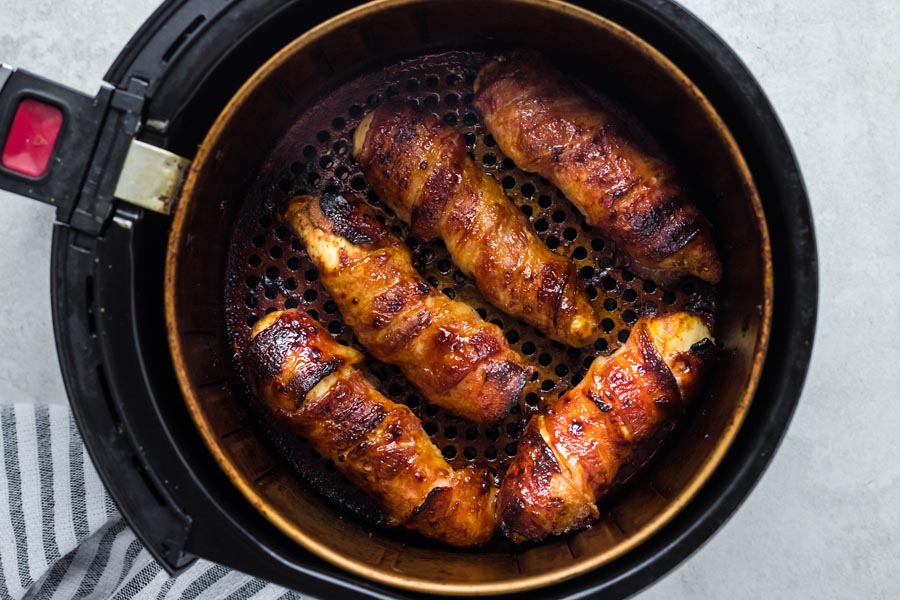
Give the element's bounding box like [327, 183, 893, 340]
[496, 311, 715, 542]
[474, 51, 722, 284]
[244, 309, 497, 547]
[353, 104, 600, 347]
[283, 193, 530, 424]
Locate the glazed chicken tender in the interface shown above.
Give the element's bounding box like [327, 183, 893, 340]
[353, 104, 600, 347]
[283, 193, 530, 425]
[245, 309, 497, 547]
[474, 51, 722, 284]
[497, 311, 715, 542]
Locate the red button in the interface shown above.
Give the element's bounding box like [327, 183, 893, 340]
[2, 98, 64, 178]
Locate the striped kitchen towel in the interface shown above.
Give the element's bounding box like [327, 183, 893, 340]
[0, 404, 303, 600]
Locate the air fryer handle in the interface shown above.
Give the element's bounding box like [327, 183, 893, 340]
[0, 65, 115, 221]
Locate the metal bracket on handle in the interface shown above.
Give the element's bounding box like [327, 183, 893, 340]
[114, 140, 190, 215]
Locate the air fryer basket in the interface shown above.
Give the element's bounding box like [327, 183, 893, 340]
[166, 0, 771, 595]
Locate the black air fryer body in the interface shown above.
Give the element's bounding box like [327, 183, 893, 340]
[0, 1, 816, 598]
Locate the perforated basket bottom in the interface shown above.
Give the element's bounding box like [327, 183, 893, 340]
[224, 51, 716, 527]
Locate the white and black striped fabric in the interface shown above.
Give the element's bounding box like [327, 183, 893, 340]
[0, 404, 304, 600]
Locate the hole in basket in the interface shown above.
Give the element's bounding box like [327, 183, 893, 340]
[350, 175, 367, 191]
[275, 225, 291, 241]
[333, 140, 349, 156]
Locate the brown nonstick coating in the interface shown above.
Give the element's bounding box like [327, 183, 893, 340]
[167, 1, 770, 592]
[224, 51, 716, 527]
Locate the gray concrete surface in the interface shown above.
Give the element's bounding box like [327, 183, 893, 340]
[1, 0, 898, 598]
